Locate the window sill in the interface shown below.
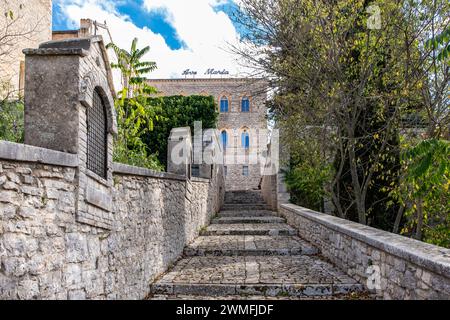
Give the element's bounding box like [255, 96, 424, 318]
[86, 169, 111, 188]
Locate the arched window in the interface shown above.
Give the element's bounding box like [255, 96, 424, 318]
[87, 89, 108, 178]
[220, 96, 229, 112]
[221, 130, 228, 149]
[241, 97, 250, 112]
[241, 130, 250, 149]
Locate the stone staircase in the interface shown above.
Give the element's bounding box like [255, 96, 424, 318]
[149, 190, 366, 299]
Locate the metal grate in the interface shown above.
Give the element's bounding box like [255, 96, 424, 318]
[87, 89, 108, 179]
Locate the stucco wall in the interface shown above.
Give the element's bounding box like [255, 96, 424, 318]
[260, 173, 277, 211]
[0, 142, 225, 300]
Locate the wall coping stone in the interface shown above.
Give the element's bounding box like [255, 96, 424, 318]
[113, 162, 187, 181]
[22, 48, 89, 56]
[281, 203, 450, 278]
[0, 141, 78, 167]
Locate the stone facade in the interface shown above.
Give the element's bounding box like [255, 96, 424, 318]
[0, 142, 225, 299]
[0, 0, 52, 94]
[147, 78, 268, 191]
[279, 203, 450, 299]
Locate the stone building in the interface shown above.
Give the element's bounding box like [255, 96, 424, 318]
[147, 78, 268, 191]
[0, 0, 52, 95]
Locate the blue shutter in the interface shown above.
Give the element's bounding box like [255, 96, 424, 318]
[220, 97, 228, 112]
[242, 132, 250, 149]
[241, 98, 250, 112]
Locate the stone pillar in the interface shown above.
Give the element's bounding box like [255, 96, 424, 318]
[167, 127, 192, 177]
[23, 36, 118, 230]
[277, 125, 291, 206]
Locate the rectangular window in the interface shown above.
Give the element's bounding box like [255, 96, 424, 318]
[224, 166, 228, 176]
[192, 164, 200, 177]
[242, 166, 249, 176]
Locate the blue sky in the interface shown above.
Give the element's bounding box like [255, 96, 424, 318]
[52, 0, 243, 52]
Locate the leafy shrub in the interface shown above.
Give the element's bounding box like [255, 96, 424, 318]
[142, 95, 218, 169]
[390, 139, 450, 248]
[0, 100, 24, 143]
[285, 163, 332, 212]
[113, 88, 164, 171]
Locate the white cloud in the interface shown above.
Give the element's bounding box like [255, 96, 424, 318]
[56, 0, 250, 86]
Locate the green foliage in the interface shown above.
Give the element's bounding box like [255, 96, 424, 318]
[107, 38, 157, 97]
[142, 95, 219, 169]
[426, 27, 450, 63]
[113, 88, 164, 171]
[0, 100, 24, 143]
[108, 39, 163, 171]
[390, 139, 450, 247]
[285, 163, 332, 212]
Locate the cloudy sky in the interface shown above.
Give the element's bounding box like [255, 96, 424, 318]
[52, 0, 249, 79]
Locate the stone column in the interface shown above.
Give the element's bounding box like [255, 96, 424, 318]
[23, 36, 118, 230]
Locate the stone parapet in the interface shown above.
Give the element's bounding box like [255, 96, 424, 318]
[280, 203, 450, 299]
[0, 141, 78, 167]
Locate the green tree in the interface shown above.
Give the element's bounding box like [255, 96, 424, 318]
[390, 139, 450, 247]
[233, 0, 449, 239]
[107, 38, 157, 98]
[143, 96, 219, 167]
[142, 95, 219, 169]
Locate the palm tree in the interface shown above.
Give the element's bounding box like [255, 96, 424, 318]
[107, 37, 157, 98]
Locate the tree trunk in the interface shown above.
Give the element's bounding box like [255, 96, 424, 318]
[414, 199, 424, 240]
[393, 205, 405, 234]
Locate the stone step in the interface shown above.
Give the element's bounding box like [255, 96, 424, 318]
[224, 191, 265, 204]
[184, 235, 318, 256]
[211, 216, 286, 224]
[202, 223, 297, 236]
[151, 256, 365, 297]
[218, 210, 278, 218]
[222, 204, 271, 211]
[149, 294, 370, 300]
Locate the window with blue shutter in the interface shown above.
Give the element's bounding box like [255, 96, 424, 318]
[221, 130, 228, 149]
[220, 96, 229, 112]
[241, 97, 250, 112]
[241, 131, 250, 149]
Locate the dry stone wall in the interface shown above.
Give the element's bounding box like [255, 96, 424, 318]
[0, 142, 225, 300]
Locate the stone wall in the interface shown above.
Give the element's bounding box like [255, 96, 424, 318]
[280, 203, 450, 299]
[260, 173, 277, 211]
[0, 0, 52, 93]
[0, 141, 225, 300]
